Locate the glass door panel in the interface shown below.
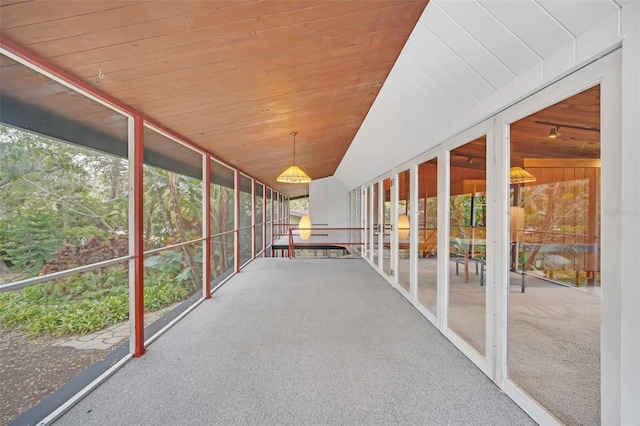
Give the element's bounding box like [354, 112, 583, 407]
[417, 158, 438, 315]
[448, 136, 487, 355]
[371, 184, 379, 266]
[382, 178, 392, 278]
[507, 86, 601, 425]
[397, 170, 411, 293]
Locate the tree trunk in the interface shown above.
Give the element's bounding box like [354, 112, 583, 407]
[154, 185, 174, 246]
[167, 173, 201, 291]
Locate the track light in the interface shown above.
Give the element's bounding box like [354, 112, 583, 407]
[549, 126, 559, 139]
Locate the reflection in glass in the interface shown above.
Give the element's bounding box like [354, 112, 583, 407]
[417, 159, 438, 315]
[507, 86, 601, 425]
[448, 137, 487, 355]
[397, 170, 411, 293]
[372, 184, 379, 266]
[382, 178, 392, 277]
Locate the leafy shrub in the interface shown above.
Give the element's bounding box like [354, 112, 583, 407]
[41, 235, 128, 275]
[0, 265, 193, 337]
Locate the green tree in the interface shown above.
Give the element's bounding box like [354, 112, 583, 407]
[2, 214, 60, 274]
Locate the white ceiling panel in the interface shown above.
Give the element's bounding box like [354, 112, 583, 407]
[537, 0, 619, 36]
[479, 0, 574, 58]
[436, 0, 541, 75]
[395, 56, 467, 116]
[421, 3, 515, 89]
[385, 72, 453, 127]
[404, 40, 478, 110]
[410, 23, 495, 100]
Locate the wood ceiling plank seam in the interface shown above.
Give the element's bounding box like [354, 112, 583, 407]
[176, 98, 376, 137]
[57, 10, 418, 76]
[1, 1, 231, 46]
[0, 0, 148, 29]
[14, 0, 349, 60]
[115, 52, 395, 108]
[113, 55, 396, 110]
[183, 119, 365, 144]
[153, 73, 395, 120]
[128, 69, 389, 118]
[255, 1, 425, 44]
[82, 25, 406, 93]
[63, 22, 404, 87]
[109, 45, 395, 96]
[154, 78, 391, 123]
[197, 127, 356, 151]
[31, 0, 423, 68]
[36, 2, 350, 67]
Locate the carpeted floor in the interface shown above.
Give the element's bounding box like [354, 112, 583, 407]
[55, 258, 534, 426]
[403, 256, 600, 426]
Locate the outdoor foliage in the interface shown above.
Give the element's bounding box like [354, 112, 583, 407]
[0, 125, 128, 277]
[0, 265, 190, 336]
[0, 125, 235, 336]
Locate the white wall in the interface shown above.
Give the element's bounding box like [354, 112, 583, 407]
[309, 176, 348, 228]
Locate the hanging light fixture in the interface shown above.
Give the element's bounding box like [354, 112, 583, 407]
[509, 166, 537, 184]
[277, 131, 311, 184]
[398, 214, 410, 240]
[548, 126, 559, 138]
[299, 184, 312, 240]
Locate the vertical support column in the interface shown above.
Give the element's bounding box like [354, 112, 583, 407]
[410, 164, 419, 300]
[391, 174, 399, 285]
[361, 186, 367, 259]
[235, 170, 241, 273]
[377, 181, 383, 270]
[619, 5, 640, 424]
[262, 186, 267, 254]
[437, 148, 449, 331]
[203, 155, 211, 298]
[130, 115, 145, 357]
[252, 179, 257, 259]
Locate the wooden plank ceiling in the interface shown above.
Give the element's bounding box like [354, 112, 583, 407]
[0, 0, 429, 197]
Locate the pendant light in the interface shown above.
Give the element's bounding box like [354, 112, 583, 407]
[277, 132, 311, 184]
[299, 183, 312, 240]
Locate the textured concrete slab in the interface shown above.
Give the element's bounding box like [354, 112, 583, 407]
[55, 258, 535, 426]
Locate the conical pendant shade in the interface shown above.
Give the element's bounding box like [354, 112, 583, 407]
[509, 166, 537, 184]
[277, 165, 311, 183]
[277, 131, 311, 184]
